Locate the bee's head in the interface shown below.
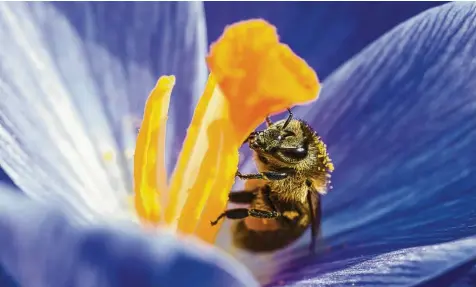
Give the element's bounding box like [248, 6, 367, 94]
[249, 117, 310, 167]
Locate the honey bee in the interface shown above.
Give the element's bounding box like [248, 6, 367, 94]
[211, 109, 334, 252]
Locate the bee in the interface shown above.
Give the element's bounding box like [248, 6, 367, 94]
[211, 108, 334, 252]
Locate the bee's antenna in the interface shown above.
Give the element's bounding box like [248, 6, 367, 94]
[282, 108, 293, 129]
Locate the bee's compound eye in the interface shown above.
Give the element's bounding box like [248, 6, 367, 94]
[280, 146, 308, 160]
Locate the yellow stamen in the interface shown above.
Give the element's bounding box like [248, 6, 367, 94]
[206, 19, 320, 140]
[164, 74, 218, 226]
[133, 75, 174, 225]
[176, 118, 227, 235]
[195, 119, 239, 242]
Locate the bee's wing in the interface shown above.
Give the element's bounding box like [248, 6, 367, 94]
[307, 187, 322, 252]
[309, 178, 324, 228]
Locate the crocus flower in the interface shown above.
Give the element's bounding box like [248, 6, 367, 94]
[1, 2, 476, 287]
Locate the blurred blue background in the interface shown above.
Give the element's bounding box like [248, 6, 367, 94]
[0, 1, 444, 188]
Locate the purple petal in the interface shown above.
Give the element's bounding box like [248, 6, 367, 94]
[0, 184, 258, 287]
[274, 237, 476, 286]
[233, 2, 476, 286]
[301, 0, 476, 247]
[450, 265, 476, 287]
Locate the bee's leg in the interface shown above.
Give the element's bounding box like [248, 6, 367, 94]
[228, 189, 258, 204]
[242, 131, 257, 146]
[210, 208, 279, 226]
[236, 171, 289, 180]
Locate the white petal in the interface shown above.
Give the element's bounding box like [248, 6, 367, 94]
[0, 2, 207, 222]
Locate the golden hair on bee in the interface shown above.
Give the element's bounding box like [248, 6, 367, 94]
[211, 108, 334, 253]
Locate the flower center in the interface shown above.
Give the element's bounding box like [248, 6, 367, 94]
[132, 19, 321, 244]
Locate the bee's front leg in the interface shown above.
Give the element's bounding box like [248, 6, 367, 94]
[235, 171, 289, 180]
[242, 116, 272, 147]
[242, 131, 258, 146]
